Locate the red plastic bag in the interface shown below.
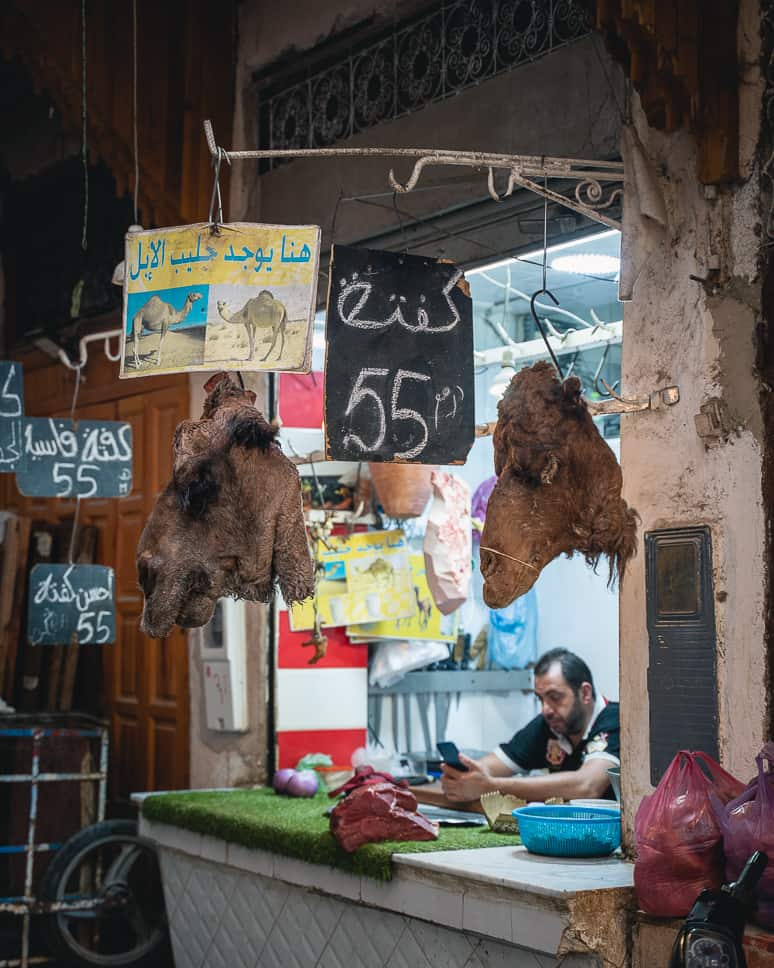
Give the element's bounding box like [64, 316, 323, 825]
[634, 751, 744, 916]
[716, 743, 774, 929]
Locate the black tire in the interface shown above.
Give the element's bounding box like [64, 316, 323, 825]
[40, 819, 171, 968]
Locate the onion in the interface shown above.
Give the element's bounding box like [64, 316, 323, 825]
[272, 768, 297, 794]
[286, 769, 319, 797]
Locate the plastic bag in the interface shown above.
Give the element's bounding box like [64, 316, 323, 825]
[368, 639, 450, 688]
[634, 750, 744, 916]
[716, 742, 774, 928]
[488, 587, 538, 670]
[471, 475, 497, 545]
[423, 471, 471, 614]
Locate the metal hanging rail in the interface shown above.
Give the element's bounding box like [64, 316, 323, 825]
[202, 121, 624, 229]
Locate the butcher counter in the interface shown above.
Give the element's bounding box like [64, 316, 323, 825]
[136, 791, 634, 968]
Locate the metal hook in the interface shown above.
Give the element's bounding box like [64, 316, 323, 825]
[593, 343, 620, 397]
[486, 167, 517, 202]
[387, 156, 431, 194]
[530, 289, 564, 379]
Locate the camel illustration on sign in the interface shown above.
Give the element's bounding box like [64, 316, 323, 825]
[215, 290, 288, 362]
[132, 291, 203, 368]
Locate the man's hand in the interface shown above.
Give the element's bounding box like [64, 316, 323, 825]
[440, 754, 494, 802]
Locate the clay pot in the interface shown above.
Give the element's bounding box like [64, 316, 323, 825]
[368, 462, 437, 518]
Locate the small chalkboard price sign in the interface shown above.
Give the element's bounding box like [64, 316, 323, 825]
[324, 246, 474, 464]
[17, 419, 133, 498]
[0, 361, 24, 473]
[27, 564, 116, 645]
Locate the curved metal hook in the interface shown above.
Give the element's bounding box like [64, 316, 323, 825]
[530, 288, 564, 379]
[388, 156, 432, 194]
[486, 167, 518, 202]
[593, 342, 620, 397]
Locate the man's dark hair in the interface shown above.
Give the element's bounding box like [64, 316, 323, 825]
[534, 648, 596, 700]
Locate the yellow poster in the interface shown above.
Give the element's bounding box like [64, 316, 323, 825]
[347, 553, 459, 643]
[289, 530, 414, 631]
[119, 222, 320, 378]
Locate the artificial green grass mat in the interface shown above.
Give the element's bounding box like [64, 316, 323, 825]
[143, 787, 521, 882]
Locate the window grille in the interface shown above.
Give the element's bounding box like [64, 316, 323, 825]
[257, 0, 592, 169]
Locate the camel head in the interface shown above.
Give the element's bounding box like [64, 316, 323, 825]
[213, 299, 231, 325]
[479, 362, 638, 608]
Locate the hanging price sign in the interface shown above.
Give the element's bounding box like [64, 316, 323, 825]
[27, 564, 116, 645]
[16, 419, 133, 498]
[324, 246, 474, 464]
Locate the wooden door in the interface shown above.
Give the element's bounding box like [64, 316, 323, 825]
[0, 370, 191, 801]
[111, 386, 191, 796]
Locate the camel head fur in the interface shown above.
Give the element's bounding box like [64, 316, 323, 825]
[479, 361, 638, 608]
[136, 372, 313, 638]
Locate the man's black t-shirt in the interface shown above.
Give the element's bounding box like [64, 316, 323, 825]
[497, 701, 620, 776]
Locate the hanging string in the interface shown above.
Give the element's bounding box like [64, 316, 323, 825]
[392, 191, 408, 252]
[70, 365, 83, 422]
[208, 147, 231, 234]
[80, 0, 89, 251]
[68, 365, 83, 564]
[132, 0, 139, 223]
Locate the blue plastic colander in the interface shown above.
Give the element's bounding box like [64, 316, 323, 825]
[514, 804, 621, 857]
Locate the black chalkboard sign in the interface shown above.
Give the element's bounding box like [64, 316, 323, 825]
[17, 419, 133, 498]
[27, 564, 116, 645]
[324, 246, 474, 464]
[0, 361, 24, 473]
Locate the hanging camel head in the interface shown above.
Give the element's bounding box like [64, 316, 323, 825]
[137, 372, 313, 639]
[479, 361, 638, 608]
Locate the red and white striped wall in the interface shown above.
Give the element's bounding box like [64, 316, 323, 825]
[274, 371, 368, 770]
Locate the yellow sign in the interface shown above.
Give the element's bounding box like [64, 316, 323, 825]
[347, 553, 458, 643]
[119, 222, 320, 378]
[289, 530, 414, 631]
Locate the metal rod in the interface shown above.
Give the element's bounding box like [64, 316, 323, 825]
[21, 733, 41, 968]
[97, 727, 108, 822]
[203, 120, 623, 229]
[203, 120, 624, 174]
[0, 772, 107, 783]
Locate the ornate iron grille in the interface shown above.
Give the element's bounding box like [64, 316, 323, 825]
[259, 0, 592, 169]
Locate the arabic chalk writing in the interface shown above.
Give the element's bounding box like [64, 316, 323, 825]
[0, 361, 24, 472]
[17, 419, 133, 498]
[325, 246, 474, 464]
[27, 564, 116, 645]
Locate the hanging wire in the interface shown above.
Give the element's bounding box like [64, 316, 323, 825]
[208, 147, 231, 234]
[392, 191, 409, 252]
[67, 365, 84, 564]
[80, 0, 88, 251]
[132, 0, 139, 223]
[528, 177, 564, 379]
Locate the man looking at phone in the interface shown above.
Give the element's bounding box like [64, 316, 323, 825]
[441, 648, 619, 802]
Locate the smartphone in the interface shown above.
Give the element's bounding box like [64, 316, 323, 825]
[437, 741, 469, 772]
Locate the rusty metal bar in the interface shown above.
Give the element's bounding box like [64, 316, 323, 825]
[1, 772, 106, 783]
[202, 121, 624, 229]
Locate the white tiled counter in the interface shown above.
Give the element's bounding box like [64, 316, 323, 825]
[139, 815, 634, 968]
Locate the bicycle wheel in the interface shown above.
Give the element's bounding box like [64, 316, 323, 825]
[40, 819, 170, 967]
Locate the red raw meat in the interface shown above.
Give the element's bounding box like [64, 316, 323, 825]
[330, 782, 439, 853]
[329, 764, 408, 798]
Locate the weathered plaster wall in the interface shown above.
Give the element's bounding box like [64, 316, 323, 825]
[187, 371, 271, 788]
[619, 3, 766, 843]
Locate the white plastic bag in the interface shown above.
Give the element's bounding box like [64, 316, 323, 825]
[423, 471, 471, 614]
[368, 639, 450, 688]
